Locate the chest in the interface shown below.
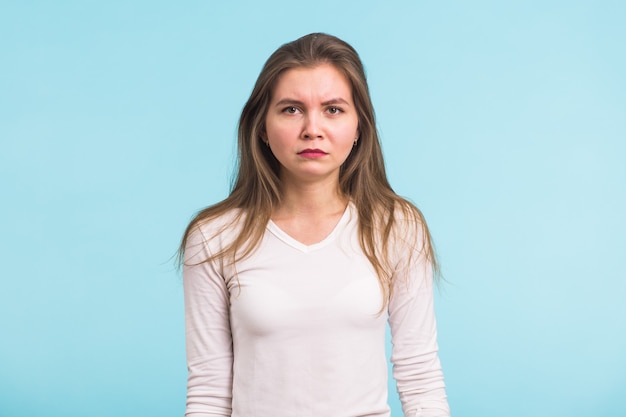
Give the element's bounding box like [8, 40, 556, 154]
[224, 229, 385, 336]
[270, 212, 345, 246]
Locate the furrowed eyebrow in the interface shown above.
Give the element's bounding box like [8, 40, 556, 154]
[321, 98, 350, 106]
[274, 99, 304, 107]
[273, 98, 351, 107]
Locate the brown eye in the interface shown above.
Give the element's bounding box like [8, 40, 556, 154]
[327, 106, 342, 115]
[283, 106, 298, 114]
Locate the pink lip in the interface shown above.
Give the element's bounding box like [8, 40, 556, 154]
[298, 148, 328, 158]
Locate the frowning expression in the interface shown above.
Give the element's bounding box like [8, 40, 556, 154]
[264, 63, 359, 185]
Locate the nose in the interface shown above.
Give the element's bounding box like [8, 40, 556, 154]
[302, 114, 323, 140]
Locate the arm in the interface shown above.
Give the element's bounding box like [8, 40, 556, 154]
[183, 226, 233, 417]
[388, 238, 450, 417]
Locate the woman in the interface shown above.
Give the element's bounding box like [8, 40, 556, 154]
[180, 33, 450, 417]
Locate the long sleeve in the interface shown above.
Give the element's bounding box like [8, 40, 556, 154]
[388, 232, 450, 417]
[182, 205, 448, 417]
[183, 227, 233, 417]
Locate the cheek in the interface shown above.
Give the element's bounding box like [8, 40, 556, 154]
[267, 130, 292, 150]
[338, 122, 359, 142]
[266, 120, 294, 142]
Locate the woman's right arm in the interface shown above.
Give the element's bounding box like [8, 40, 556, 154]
[183, 227, 233, 417]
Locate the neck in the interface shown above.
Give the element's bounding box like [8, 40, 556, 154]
[274, 175, 348, 218]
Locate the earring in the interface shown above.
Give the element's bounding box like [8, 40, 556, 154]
[353, 138, 358, 147]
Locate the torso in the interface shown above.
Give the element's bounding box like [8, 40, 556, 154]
[225, 203, 389, 416]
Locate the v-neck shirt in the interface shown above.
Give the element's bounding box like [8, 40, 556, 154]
[183, 204, 450, 417]
[265, 203, 352, 252]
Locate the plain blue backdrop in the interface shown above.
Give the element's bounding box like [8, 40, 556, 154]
[1, 1, 625, 416]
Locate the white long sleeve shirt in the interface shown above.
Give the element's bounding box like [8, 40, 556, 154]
[183, 204, 450, 417]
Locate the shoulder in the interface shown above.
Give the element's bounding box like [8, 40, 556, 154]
[192, 208, 243, 239]
[389, 199, 428, 241]
[184, 208, 245, 263]
[392, 199, 426, 227]
[386, 199, 433, 262]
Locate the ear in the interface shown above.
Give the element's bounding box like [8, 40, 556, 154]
[259, 128, 265, 138]
[259, 131, 271, 148]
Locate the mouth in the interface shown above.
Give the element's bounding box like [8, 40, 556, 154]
[298, 148, 328, 156]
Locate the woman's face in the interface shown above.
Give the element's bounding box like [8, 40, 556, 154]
[264, 63, 359, 186]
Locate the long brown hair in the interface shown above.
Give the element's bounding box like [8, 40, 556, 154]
[179, 33, 438, 307]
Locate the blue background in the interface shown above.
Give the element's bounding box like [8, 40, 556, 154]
[1, 1, 625, 416]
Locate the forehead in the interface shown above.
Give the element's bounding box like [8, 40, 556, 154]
[271, 63, 353, 100]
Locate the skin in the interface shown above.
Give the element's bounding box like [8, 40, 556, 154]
[263, 63, 360, 245]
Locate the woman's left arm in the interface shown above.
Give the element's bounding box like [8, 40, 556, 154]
[388, 243, 450, 417]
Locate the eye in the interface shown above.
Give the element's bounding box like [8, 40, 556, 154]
[282, 106, 299, 114]
[327, 106, 343, 115]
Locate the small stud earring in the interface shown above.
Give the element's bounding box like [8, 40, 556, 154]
[353, 139, 358, 147]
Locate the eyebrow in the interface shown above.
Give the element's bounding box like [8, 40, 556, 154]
[274, 97, 351, 107]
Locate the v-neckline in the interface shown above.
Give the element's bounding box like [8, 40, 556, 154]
[266, 203, 353, 253]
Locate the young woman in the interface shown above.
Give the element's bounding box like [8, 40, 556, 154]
[180, 33, 450, 417]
